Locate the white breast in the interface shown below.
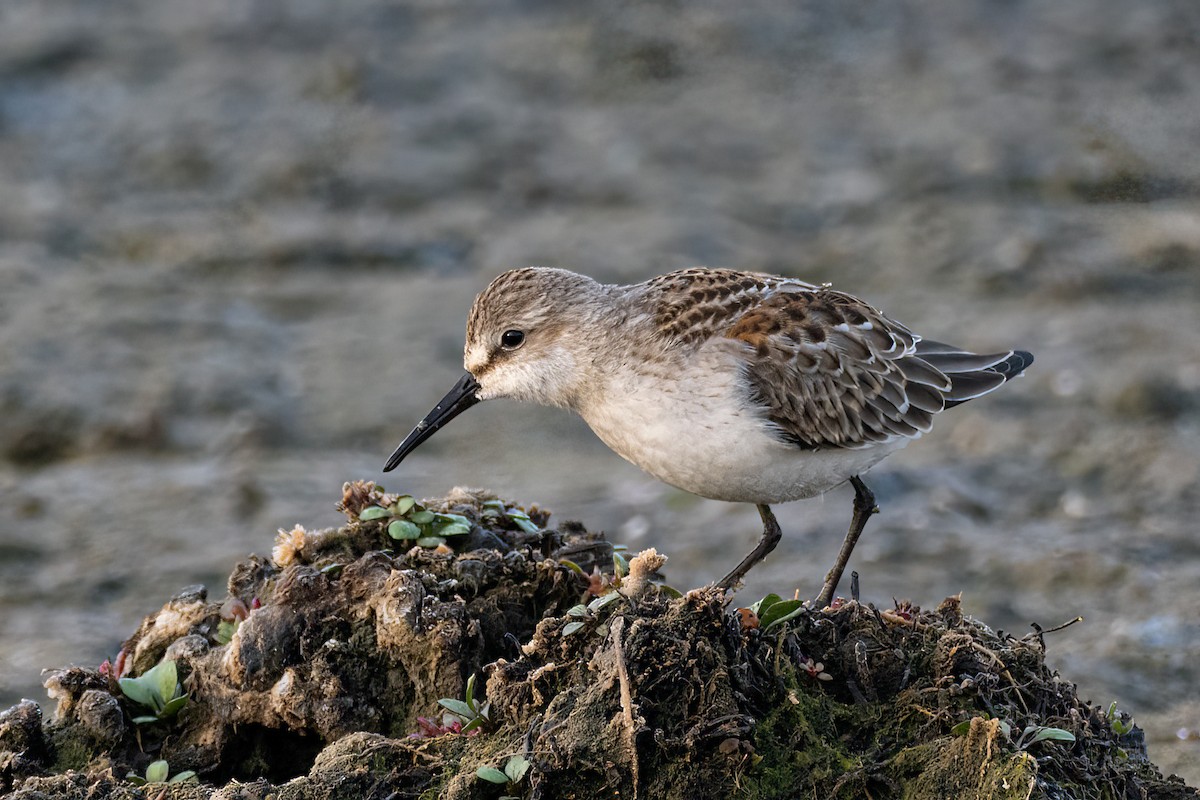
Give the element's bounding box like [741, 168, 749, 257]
[576, 347, 908, 505]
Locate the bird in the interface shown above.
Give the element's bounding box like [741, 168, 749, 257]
[383, 267, 1033, 604]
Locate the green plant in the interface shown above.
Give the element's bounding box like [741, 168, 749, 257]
[359, 494, 473, 548]
[1014, 724, 1075, 750]
[561, 588, 624, 637]
[1106, 701, 1135, 735]
[118, 659, 188, 725]
[480, 498, 541, 533]
[126, 759, 197, 785]
[950, 716, 1075, 751]
[477, 754, 531, 797]
[750, 593, 806, 631]
[437, 673, 492, 733]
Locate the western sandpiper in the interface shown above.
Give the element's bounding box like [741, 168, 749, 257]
[384, 267, 1032, 603]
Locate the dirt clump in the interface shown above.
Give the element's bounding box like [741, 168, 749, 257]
[0, 482, 1193, 800]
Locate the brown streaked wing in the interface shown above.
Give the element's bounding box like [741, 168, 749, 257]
[646, 268, 806, 347]
[726, 289, 953, 450]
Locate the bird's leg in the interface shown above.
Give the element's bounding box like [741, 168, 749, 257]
[716, 504, 782, 591]
[815, 475, 878, 607]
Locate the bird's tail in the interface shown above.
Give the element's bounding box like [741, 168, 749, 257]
[914, 339, 1034, 409]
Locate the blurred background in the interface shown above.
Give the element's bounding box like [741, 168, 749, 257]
[1, 0, 1198, 782]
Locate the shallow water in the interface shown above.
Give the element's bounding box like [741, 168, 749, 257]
[1, 0, 1198, 783]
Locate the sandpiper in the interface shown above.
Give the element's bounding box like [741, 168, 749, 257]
[384, 267, 1032, 604]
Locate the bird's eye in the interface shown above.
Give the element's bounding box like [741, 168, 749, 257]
[500, 329, 525, 349]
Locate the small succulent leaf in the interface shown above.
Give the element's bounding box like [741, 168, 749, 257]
[169, 770, 198, 784]
[558, 559, 583, 574]
[416, 536, 446, 548]
[997, 720, 1012, 738]
[950, 720, 972, 736]
[131, 715, 160, 725]
[388, 520, 422, 540]
[160, 695, 189, 718]
[613, 553, 628, 578]
[358, 506, 390, 521]
[118, 677, 156, 708]
[320, 563, 345, 576]
[146, 760, 170, 783]
[465, 673, 477, 709]
[126, 774, 147, 785]
[477, 766, 509, 784]
[1029, 727, 1075, 744]
[589, 591, 622, 611]
[436, 512, 472, 526]
[659, 584, 683, 599]
[561, 621, 586, 636]
[566, 604, 589, 617]
[409, 510, 435, 524]
[509, 514, 540, 533]
[461, 716, 484, 733]
[435, 522, 471, 537]
[393, 496, 416, 515]
[759, 599, 804, 631]
[146, 660, 179, 707]
[505, 755, 531, 783]
[438, 699, 474, 718]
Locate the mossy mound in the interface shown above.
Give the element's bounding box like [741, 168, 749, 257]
[0, 482, 1194, 800]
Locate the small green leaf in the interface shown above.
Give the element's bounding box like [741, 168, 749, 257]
[393, 496, 416, 515]
[168, 770, 198, 784]
[358, 506, 391, 521]
[505, 755, 530, 783]
[160, 694, 188, 718]
[476, 766, 509, 784]
[461, 716, 485, 733]
[145, 660, 179, 708]
[751, 593, 783, 616]
[997, 720, 1012, 738]
[126, 774, 147, 785]
[659, 584, 683, 599]
[1028, 727, 1075, 745]
[566, 604, 589, 618]
[435, 521, 472, 537]
[131, 715, 159, 725]
[145, 760, 170, 783]
[320, 562, 345, 576]
[950, 720, 972, 736]
[759, 599, 804, 631]
[416, 536, 446, 548]
[562, 621, 586, 636]
[588, 592, 621, 612]
[118, 677, 156, 709]
[438, 698, 473, 719]
[465, 674, 477, 709]
[613, 553, 628, 578]
[388, 520, 422, 540]
[409, 509, 435, 524]
[558, 559, 583, 574]
[508, 513, 540, 533]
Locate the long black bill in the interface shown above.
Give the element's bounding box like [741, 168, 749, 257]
[383, 372, 481, 472]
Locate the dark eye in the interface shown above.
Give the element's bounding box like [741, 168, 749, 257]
[500, 329, 525, 349]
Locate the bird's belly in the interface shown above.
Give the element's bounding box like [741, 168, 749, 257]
[579, 371, 907, 504]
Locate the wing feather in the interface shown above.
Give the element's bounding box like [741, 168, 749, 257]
[642, 269, 1033, 450]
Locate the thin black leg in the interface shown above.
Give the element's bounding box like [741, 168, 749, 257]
[815, 475, 878, 607]
[717, 504, 782, 591]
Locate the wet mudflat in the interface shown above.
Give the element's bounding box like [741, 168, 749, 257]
[1, 0, 1198, 786]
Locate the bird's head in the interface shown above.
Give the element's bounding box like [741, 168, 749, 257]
[383, 267, 602, 472]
